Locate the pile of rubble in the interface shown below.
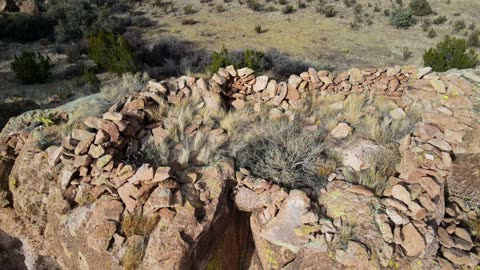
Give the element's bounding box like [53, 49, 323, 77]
[0, 65, 478, 269]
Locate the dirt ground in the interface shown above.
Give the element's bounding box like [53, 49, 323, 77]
[137, 0, 480, 71]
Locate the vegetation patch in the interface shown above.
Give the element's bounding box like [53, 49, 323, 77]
[423, 36, 479, 72]
[11, 51, 52, 84]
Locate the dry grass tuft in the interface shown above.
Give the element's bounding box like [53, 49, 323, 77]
[343, 94, 366, 125]
[233, 117, 332, 189]
[122, 211, 159, 237]
[123, 236, 146, 270]
[344, 146, 400, 195]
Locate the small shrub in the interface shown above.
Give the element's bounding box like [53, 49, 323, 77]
[11, 51, 52, 84]
[373, 5, 381, 12]
[421, 19, 432, 31]
[83, 68, 101, 92]
[243, 49, 265, 71]
[205, 46, 234, 74]
[408, 0, 432, 16]
[423, 36, 479, 72]
[383, 9, 390, 17]
[390, 7, 416, 29]
[427, 28, 437, 38]
[297, 1, 306, 8]
[216, 4, 226, 12]
[453, 20, 466, 33]
[182, 18, 199, 25]
[343, 0, 356, 8]
[319, 5, 337, 17]
[64, 43, 85, 63]
[0, 14, 54, 42]
[469, 23, 476, 31]
[402, 47, 413, 61]
[254, 24, 263, 34]
[282, 4, 295, 14]
[88, 30, 139, 75]
[122, 211, 159, 237]
[246, 0, 264, 11]
[235, 119, 330, 189]
[279, 0, 288, 5]
[353, 3, 363, 13]
[432, 15, 447, 25]
[183, 4, 197, 14]
[468, 31, 480, 47]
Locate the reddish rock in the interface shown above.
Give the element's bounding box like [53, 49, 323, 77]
[128, 164, 154, 184]
[330, 123, 352, 138]
[401, 223, 425, 256]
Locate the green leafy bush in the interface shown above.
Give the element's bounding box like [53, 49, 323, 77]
[0, 14, 54, 42]
[11, 51, 52, 84]
[88, 30, 138, 75]
[205, 46, 234, 74]
[390, 7, 416, 28]
[408, 0, 432, 16]
[423, 36, 478, 72]
[243, 49, 265, 71]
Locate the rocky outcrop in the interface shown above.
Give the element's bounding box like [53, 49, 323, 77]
[0, 65, 479, 269]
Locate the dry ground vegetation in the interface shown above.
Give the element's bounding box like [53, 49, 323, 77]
[137, 0, 480, 72]
[89, 76, 419, 195]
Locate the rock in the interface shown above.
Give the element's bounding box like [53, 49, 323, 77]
[330, 123, 352, 138]
[389, 108, 406, 120]
[96, 154, 112, 168]
[335, 241, 377, 269]
[391, 185, 412, 206]
[118, 182, 138, 212]
[128, 164, 154, 184]
[428, 138, 452, 152]
[237, 67, 254, 77]
[285, 85, 300, 101]
[148, 80, 167, 93]
[231, 99, 245, 110]
[225, 65, 237, 76]
[386, 65, 401, 77]
[259, 190, 311, 253]
[430, 79, 446, 93]
[74, 155, 92, 167]
[234, 187, 263, 212]
[262, 80, 277, 100]
[300, 212, 319, 224]
[88, 144, 105, 159]
[143, 187, 172, 215]
[418, 67, 432, 78]
[419, 177, 441, 198]
[438, 227, 455, 248]
[288, 74, 303, 89]
[348, 185, 374, 196]
[102, 112, 123, 123]
[48, 146, 63, 167]
[153, 167, 171, 182]
[253, 76, 269, 92]
[454, 228, 473, 250]
[442, 247, 478, 267]
[418, 194, 436, 211]
[401, 223, 425, 257]
[348, 68, 364, 84]
[212, 73, 226, 85]
[308, 68, 320, 83]
[386, 207, 408, 225]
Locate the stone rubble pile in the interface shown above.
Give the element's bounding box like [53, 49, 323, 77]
[0, 65, 479, 269]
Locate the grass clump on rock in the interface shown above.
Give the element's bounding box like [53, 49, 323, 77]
[235, 118, 332, 189]
[88, 30, 139, 76]
[11, 51, 52, 84]
[423, 36, 478, 72]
